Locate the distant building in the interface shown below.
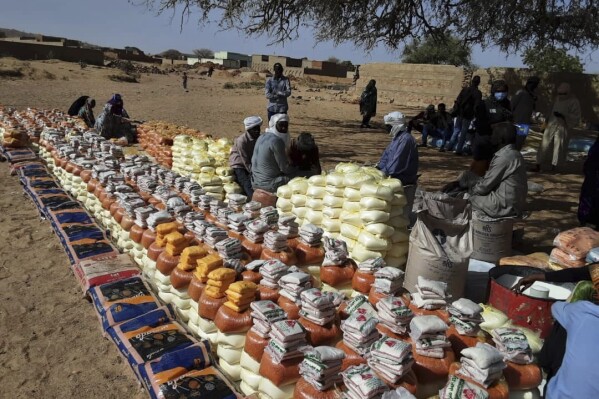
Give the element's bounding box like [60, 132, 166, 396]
[187, 51, 252, 68]
[251, 54, 348, 78]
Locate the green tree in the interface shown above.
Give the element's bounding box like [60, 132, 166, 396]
[523, 47, 584, 74]
[159, 49, 183, 60]
[140, 1, 599, 53]
[402, 35, 472, 67]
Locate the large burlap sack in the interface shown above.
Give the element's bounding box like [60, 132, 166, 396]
[404, 192, 473, 299]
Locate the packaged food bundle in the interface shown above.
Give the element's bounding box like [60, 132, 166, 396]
[491, 327, 533, 364]
[377, 296, 413, 335]
[299, 346, 345, 391]
[90, 276, 162, 331]
[341, 311, 380, 355]
[439, 375, 490, 399]
[412, 276, 449, 310]
[448, 298, 484, 337]
[260, 259, 290, 289]
[342, 364, 389, 399]
[250, 300, 288, 339]
[366, 336, 414, 384]
[139, 342, 212, 399]
[278, 271, 312, 304]
[264, 319, 308, 364]
[204, 267, 236, 299]
[73, 253, 140, 294]
[299, 288, 337, 326]
[457, 343, 506, 388]
[373, 266, 405, 295]
[553, 227, 599, 260]
[409, 315, 450, 359]
[223, 281, 258, 313]
[108, 308, 196, 378]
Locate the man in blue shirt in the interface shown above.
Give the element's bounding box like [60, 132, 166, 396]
[265, 63, 292, 122]
[546, 300, 599, 399]
[377, 111, 419, 224]
[377, 111, 419, 186]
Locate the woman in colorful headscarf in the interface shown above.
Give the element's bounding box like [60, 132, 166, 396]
[534, 82, 581, 172]
[359, 79, 377, 128]
[94, 94, 133, 142]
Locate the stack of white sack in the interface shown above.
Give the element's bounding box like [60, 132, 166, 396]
[413, 276, 450, 310]
[373, 266, 405, 296]
[298, 346, 345, 391]
[491, 327, 534, 364]
[366, 336, 414, 384]
[457, 343, 507, 388]
[409, 315, 451, 359]
[377, 296, 413, 335]
[278, 214, 299, 238]
[448, 298, 484, 336]
[240, 300, 288, 395]
[341, 311, 380, 355]
[303, 174, 327, 227]
[342, 364, 389, 399]
[171, 135, 234, 199]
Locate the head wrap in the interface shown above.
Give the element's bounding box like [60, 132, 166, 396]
[383, 111, 406, 137]
[108, 94, 122, 105]
[472, 76, 481, 86]
[267, 113, 290, 148]
[244, 116, 263, 131]
[491, 80, 508, 94]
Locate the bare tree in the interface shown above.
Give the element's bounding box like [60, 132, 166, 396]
[138, 1, 599, 53]
[193, 48, 214, 58]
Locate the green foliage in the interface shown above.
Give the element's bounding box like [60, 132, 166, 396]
[522, 46, 584, 74]
[340, 60, 356, 72]
[159, 49, 183, 60]
[402, 35, 472, 67]
[142, 1, 599, 54]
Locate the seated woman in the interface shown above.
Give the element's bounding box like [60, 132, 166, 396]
[77, 98, 96, 128]
[94, 94, 135, 143]
[459, 124, 527, 218]
[288, 132, 322, 177]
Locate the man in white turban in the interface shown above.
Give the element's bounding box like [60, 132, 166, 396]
[378, 111, 419, 223]
[229, 115, 263, 198]
[251, 113, 294, 193]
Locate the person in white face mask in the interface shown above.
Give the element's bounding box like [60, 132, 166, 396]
[251, 113, 295, 193]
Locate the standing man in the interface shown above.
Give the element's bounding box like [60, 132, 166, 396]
[535, 82, 581, 172]
[182, 72, 188, 91]
[265, 63, 292, 122]
[251, 113, 295, 193]
[445, 76, 483, 154]
[512, 76, 540, 150]
[377, 111, 419, 223]
[229, 116, 263, 199]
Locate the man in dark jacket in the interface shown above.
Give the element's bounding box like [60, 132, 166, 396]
[512, 76, 540, 150]
[445, 76, 483, 154]
[420, 103, 453, 149]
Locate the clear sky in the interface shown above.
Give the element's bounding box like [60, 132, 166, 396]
[1, 0, 597, 72]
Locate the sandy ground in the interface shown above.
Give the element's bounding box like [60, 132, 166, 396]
[0, 58, 595, 398]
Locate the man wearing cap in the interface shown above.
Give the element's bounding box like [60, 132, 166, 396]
[265, 63, 292, 121]
[251, 113, 295, 193]
[229, 116, 263, 198]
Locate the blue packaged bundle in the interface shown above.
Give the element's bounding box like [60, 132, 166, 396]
[107, 308, 195, 379]
[90, 277, 162, 332]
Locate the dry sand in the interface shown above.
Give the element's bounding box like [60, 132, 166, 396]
[0, 58, 594, 398]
